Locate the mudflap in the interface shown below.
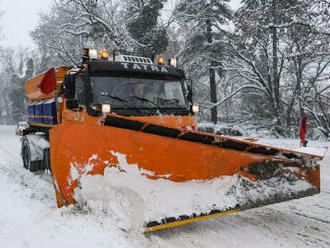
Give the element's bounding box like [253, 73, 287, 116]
[49, 121, 322, 232]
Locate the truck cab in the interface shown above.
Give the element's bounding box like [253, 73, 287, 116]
[63, 50, 198, 129]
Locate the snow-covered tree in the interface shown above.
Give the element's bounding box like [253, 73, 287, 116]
[0, 48, 35, 124]
[174, 0, 233, 123]
[31, 0, 134, 65]
[124, 0, 168, 60]
[225, 0, 330, 136]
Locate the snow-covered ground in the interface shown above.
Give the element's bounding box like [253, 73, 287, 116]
[0, 125, 329, 248]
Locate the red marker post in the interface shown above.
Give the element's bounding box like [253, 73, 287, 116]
[299, 117, 307, 147]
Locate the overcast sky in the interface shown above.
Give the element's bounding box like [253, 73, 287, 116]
[0, 0, 241, 49]
[0, 0, 52, 48]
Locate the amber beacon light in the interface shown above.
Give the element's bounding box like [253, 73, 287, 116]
[157, 57, 165, 65]
[101, 50, 109, 60]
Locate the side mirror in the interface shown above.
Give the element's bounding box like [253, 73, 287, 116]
[63, 75, 75, 99]
[66, 99, 79, 110]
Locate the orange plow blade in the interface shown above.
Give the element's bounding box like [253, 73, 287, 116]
[49, 115, 325, 231]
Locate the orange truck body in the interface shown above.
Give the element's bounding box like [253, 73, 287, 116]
[23, 57, 325, 232]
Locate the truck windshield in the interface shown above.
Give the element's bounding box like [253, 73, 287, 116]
[90, 76, 188, 109]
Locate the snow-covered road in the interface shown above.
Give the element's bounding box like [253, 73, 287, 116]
[0, 126, 329, 248]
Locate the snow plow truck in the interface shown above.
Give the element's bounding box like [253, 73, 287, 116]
[22, 49, 326, 232]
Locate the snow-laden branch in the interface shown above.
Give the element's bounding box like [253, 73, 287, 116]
[203, 85, 265, 109]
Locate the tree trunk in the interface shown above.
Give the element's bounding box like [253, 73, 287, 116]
[296, 59, 304, 121]
[207, 19, 217, 124]
[271, 0, 281, 126]
[272, 26, 280, 123]
[210, 64, 217, 123]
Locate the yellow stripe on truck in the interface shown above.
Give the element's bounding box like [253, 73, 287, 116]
[144, 209, 240, 232]
[29, 123, 56, 128]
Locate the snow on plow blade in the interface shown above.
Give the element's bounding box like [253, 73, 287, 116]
[49, 115, 325, 232]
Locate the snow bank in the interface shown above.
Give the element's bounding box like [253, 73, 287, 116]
[253, 138, 328, 158]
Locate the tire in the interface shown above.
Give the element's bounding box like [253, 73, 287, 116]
[42, 148, 51, 171]
[21, 138, 41, 172]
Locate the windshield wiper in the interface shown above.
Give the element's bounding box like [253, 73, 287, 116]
[130, 95, 162, 109]
[101, 92, 141, 113]
[159, 98, 180, 105]
[100, 92, 129, 103]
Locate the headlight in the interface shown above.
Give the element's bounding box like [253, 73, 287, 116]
[169, 58, 178, 67]
[89, 49, 98, 59]
[102, 104, 111, 113]
[192, 104, 200, 113]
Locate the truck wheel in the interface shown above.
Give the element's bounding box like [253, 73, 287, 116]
[21, 138, 41, 172]
[42, 148, 51, 171]
[22, 140, 29, 170]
